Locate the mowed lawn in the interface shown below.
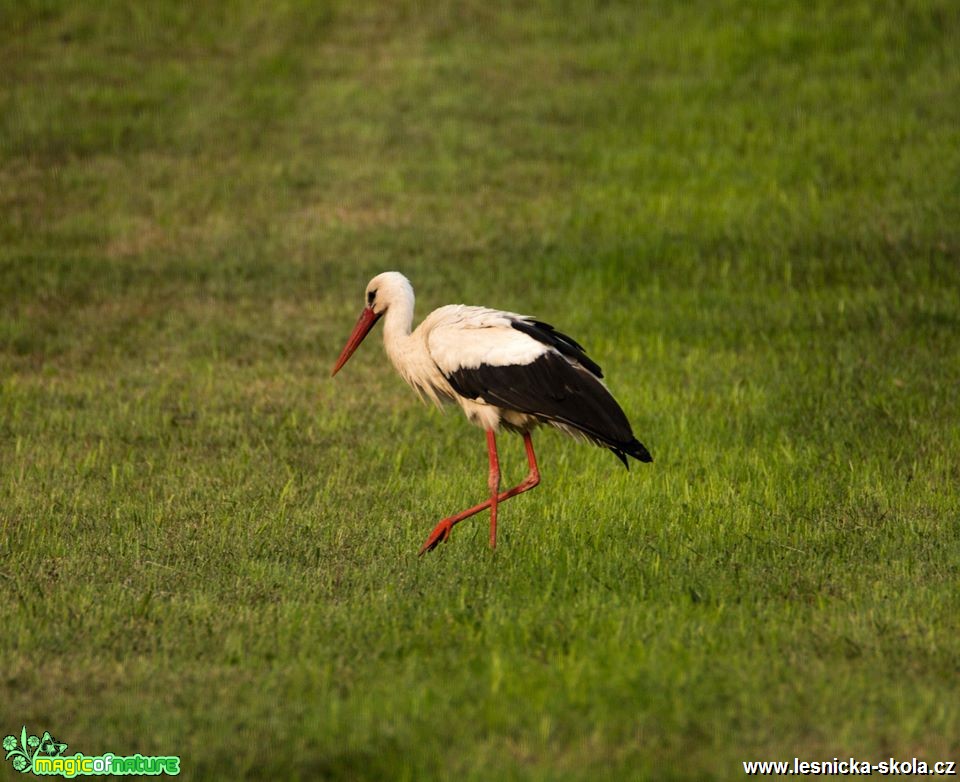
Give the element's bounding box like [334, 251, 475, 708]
[2, 1, 959, 779]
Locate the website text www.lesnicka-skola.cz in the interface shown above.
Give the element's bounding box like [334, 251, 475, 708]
[743, 757, 957, 776]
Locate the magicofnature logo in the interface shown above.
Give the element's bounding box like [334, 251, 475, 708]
[3, 727, 180, 777]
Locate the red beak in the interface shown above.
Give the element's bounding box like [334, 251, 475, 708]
[331, 307, 382, 376]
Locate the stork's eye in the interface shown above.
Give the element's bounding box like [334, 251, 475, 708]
[367, 289, 377, 305]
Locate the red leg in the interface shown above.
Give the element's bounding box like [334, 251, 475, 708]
[487, 430, 500, 549]
[419, 431, 541, 555]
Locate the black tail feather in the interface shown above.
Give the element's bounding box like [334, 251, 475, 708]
[611, 438, 652, 468]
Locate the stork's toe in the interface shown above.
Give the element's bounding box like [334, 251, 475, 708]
[418, 521, 453, 555]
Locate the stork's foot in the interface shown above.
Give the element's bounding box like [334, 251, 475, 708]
[418, 519, 454, 556]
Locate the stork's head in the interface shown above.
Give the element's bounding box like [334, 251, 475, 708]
[331, 271, 413, 376]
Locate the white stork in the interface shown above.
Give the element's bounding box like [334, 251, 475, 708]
[331, 271, 652, 555]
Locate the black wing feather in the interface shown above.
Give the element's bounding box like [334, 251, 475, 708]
[446, 351, 652, 466]
[510, 319, 604, 378]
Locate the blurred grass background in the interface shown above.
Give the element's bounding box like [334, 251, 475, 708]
[1, 1, 959, 779]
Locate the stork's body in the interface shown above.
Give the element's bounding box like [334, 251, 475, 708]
[332, 272, 652, 554]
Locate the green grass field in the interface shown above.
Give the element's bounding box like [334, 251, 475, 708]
[2, 1, 959, 779]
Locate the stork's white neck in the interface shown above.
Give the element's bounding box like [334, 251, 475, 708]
[381, 289, 416, 367]
[369, 275, 449, 407]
